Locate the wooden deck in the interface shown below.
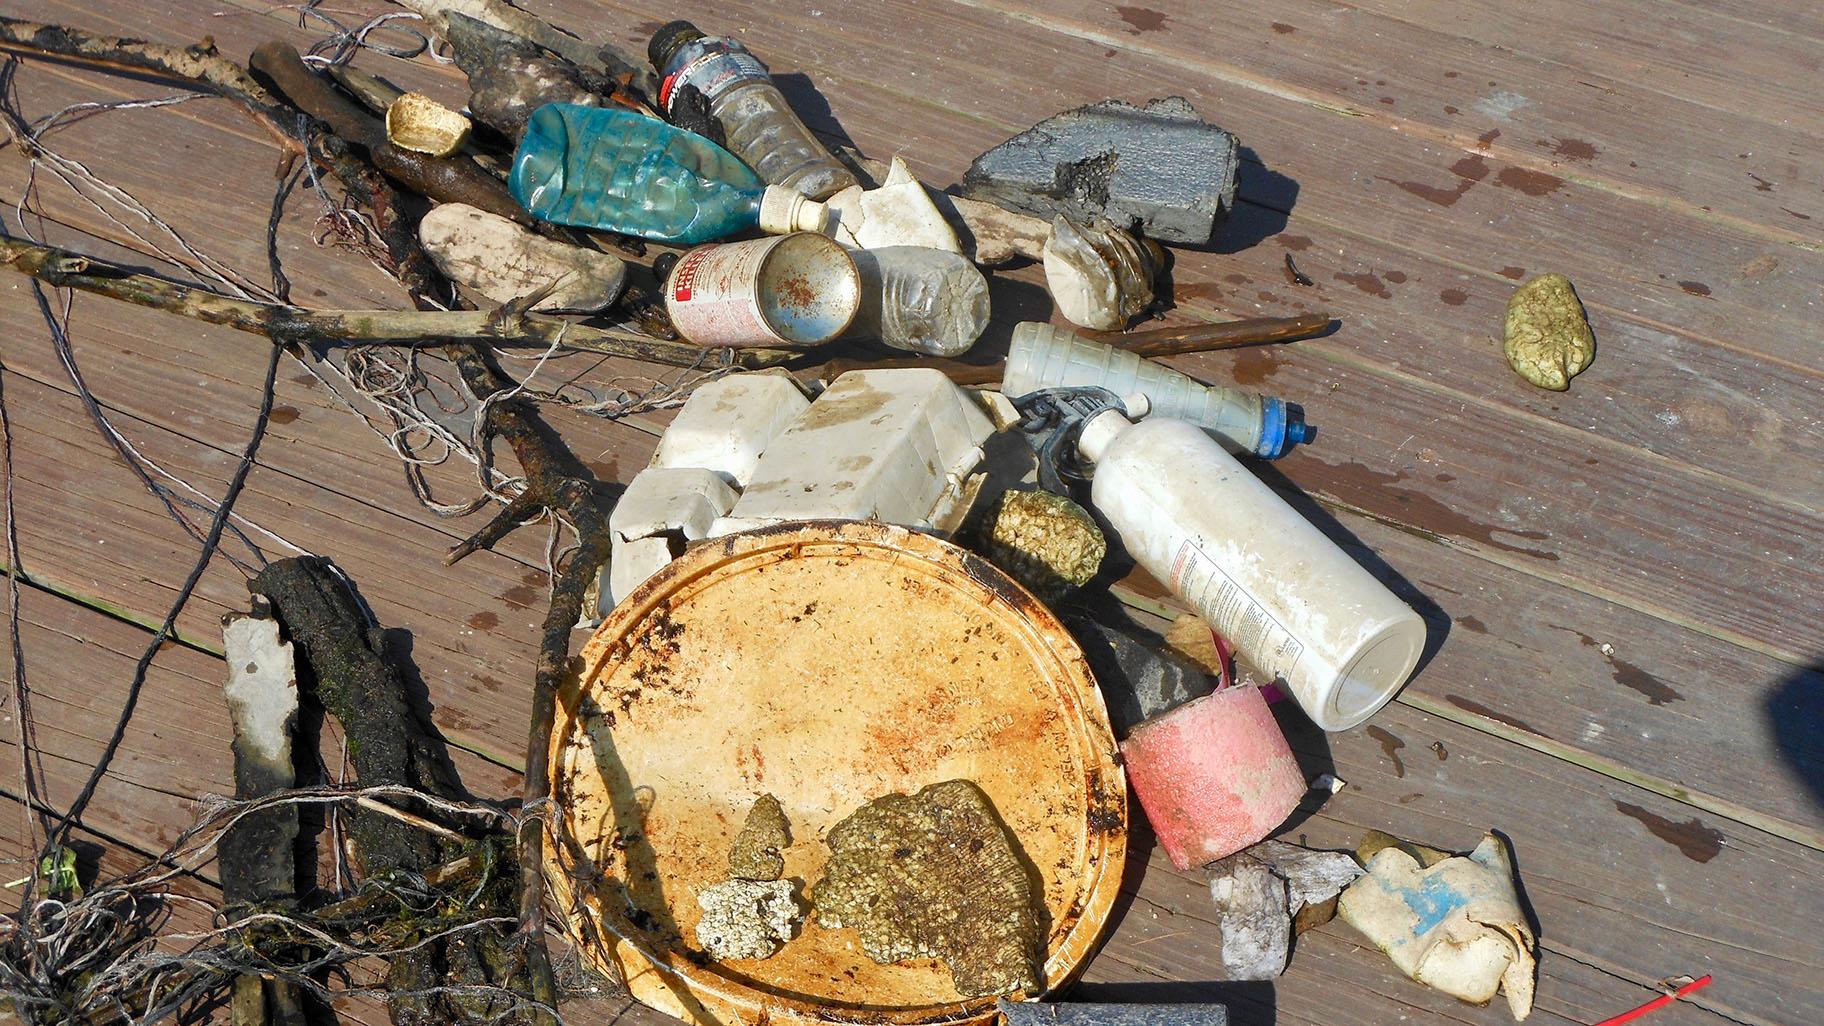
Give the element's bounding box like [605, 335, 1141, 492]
[1, 1, 1820, 1024]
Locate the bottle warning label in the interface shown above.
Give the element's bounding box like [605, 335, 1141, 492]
[1169, 539, 1305, 677]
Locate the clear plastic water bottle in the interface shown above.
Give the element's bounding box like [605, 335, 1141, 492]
[649, 22, 859, 200]
[509, 104, 828, 244]
[850, 247, 991, 357]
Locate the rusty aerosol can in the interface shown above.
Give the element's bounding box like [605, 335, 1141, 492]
[664, 233, 860, 347]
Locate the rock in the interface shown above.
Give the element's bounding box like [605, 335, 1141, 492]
[728, 793, 791, 881]
[1065, 615, 1213, 736]
[1503, 273, 1594, 391]
[813, 780, 1042, 998]
[694, 878, 804, 962]
[1204, 840, 1362, 981]
[385, 93, 471, 157]
[418, 203, 626, 312]
[983, 489, 1106, 604]
[962, 97, 1239, 245]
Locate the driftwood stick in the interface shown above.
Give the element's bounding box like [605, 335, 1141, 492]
[250, 41, 532, 227]
[0, 16, 300, 151]
[0, 237, 791, 368]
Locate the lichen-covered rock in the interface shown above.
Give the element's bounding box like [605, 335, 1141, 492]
[984, 490, 1106, 604]
[418, 203, 626, 312]
[813, 780, 1042, 998]
[694, 878, 804, 962]
[729, 793, 790, 881]
[1504, 273, 1594, 391]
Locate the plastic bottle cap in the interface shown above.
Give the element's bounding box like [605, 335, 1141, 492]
[648, 20, 704, 72]
[1076, 409, 1132, 463]
[759, 186, 831, 235]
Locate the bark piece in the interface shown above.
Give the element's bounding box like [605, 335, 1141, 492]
[444, 13, 613, 141]
[220, 603, 309, 1026]
[813, 780, 1042, 998]
[1503, 273, 1594, 391]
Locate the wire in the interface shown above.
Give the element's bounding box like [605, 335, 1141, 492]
[1592, 975, 1714, 1026]
[46, 339, 287, 848]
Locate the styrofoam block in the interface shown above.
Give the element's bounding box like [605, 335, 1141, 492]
[608, 536, 678, 610]
[709, 368, 993, 536]
[653, 369, 809, 488]
[611, 467, 740, 542]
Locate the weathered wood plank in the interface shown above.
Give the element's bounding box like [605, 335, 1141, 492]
[1334, 0, 1824, 134]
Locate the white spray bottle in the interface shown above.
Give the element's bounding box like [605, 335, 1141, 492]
[1077, 410, 1425, 730]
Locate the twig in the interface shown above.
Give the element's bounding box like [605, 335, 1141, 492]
[0, 237, 793, 368]
[250, 41, 531, 227]
[1091, 312, 1335, 357]
[814, 314, 1336, 385]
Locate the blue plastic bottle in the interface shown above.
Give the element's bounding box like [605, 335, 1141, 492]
[509, 104, 828, 244]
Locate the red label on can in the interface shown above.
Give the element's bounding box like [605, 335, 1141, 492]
[672, 247, 710, 303]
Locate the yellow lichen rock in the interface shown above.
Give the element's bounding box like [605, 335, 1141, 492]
[1503, 273, 1593, 391]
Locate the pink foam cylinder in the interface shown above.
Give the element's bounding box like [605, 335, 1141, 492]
[1119, 686, 1305, 870]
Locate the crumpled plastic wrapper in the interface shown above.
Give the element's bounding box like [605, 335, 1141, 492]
[1042, 216, 1163, 330]
[1205, 840, 1363, 980]
[695, 878, 804, 962]
[1504, 273, 1594, 391]
[1338, 832, 1537, 1020]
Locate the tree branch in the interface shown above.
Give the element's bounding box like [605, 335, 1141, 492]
[0, 237, 793, 368]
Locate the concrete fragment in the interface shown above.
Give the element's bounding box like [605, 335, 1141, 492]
[728, 794, 790, 881]
[813, 780, 1042, 998]
[694, 878, 804, 962]
[1339, 833, 1537, 1020]
[1206, 855, 1290, 979]
[963, 97, 1239, 244]
[1204, 841, 1361, 980]
[1503, 273, 1594, 391]
[419, 202, 627, 312]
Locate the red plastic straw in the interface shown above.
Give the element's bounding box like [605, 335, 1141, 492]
[1592, 975, 1713, 1026]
